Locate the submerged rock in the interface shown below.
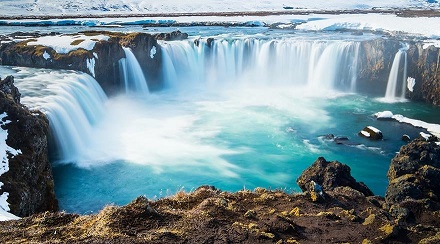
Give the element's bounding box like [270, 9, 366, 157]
[297, 157, 374, 197]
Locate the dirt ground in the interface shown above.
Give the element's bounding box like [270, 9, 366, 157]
[1, 185, 439, 243]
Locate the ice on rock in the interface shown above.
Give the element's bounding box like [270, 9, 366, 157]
[407, 77, 416, 92]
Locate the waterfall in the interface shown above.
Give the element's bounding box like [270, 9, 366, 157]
[119, 47, 150, 95]
[16, 71, 108, 163]
[159, 38, 360, 92]
[384, 44, 409, 101]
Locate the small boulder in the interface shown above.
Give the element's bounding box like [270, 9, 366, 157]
[359, 126, 383, 140]
[297, 157, 374, 197]
[402, 134, 411, 142]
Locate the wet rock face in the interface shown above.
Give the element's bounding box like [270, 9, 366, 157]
[357, 38, 401, 95]
[0, 76, 20, 103]
[120, 32, 163, 91]
[386, 138, 440, 210]
[0, 31, 164, 95]
[153, 30, 189, 41]
[406, 44, 440, 105]
[297, 157, 374, 196]
[0, 76, 58, 217]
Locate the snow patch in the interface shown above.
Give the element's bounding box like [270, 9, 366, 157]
[407, 77, 416, 92]
[375, 111, 440, 137]
[27, 34, 109, 54]
[0, 0, 439, 17]
[375, 111, 394, 119]
[150, 46, 157, 59]
[296, 14, 440, 39]
[423, 40, 440, 49]
[420, 132, 433, 140]
[86, 58, 96, 77]
[0, 112, 20, 221]
[42, 51, 51, 60]
[360, 130, 371, 137]
[367, 126, 381, 133]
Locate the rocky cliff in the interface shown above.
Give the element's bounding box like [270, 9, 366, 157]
[0, 31, 168, 95]
[0, 76, 58, 217]
[1, 32, 440, 106]
[357, 38, 401, 95]
[386, 137, 440, 223]
[406, 43, 440, 105]
[357, 38, 440, 105]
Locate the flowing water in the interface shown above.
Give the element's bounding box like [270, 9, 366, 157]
[1, 33, 440, 214]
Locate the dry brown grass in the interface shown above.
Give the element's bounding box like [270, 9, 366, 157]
[70, 39, 84, 46]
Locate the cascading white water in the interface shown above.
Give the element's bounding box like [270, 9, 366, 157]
[384, 44, 409, 101]
[12, 69, 108, 163]
[160, 38, 360, 92]
[119, 47, 150, 95]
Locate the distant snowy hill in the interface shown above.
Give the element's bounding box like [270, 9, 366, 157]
[0, 0, 439, 17]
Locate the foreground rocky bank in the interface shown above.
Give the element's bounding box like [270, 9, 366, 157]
[1, 138, 439, 243]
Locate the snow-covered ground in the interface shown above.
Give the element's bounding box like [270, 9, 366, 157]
[0, 112, 20, 221]
[27, 34, 109, 54]
[0, 1, 439, 45]
[0, 0, 439, 17]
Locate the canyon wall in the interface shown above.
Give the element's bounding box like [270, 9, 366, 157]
[1, 32, 439, 105]
[0, 76, 58, 217]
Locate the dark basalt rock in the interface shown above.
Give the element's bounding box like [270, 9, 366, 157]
[153, 30, 189, 41]
[386, 138, 440, 212]
[0, 76, 58, 217]
[120, 32, 163, 91]
[405, 44, 440, 105]
[297, 157, 374, 197]
[358, 126, 383, 140]
[357, 38, 401, 95]
[0, 76, 20, 103]
[402, 134, 411, 142]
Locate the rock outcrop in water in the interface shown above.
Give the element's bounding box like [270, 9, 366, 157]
[0, 76, 58, 217]
[296, 157, 374, 197]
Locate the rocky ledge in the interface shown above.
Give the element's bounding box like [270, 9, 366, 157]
[1, 31, 440, 106]
[0, 76, 58, 217]
[1, 138, 439, 243]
